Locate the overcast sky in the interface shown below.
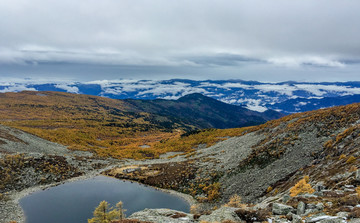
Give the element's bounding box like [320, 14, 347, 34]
[0, 0, 359, 82]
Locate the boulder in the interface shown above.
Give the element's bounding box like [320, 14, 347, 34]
[297, 201, 306, 215]
[305, 214, 345, 223]
[128, 208, 194, 223]
[316, 203, 324, 211]
[315, 182, 325, 192]
[336, 212, 349, 218]
[292, 214, 302, 223]
[198, 207, 242, 222]
[356, 169, 360, 181]
[272, 203, 295, 215]
[282, 194, 291, 203]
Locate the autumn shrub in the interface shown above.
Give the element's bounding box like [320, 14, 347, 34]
[202, 182, 221, 201]
[346, 156, 356, 164]
[290, 177, 315, 197]
[304, 175, 310, 183]
[266, 186, 273, 193]
[225, 194, 245, 208]
[339, 154, 347, 160]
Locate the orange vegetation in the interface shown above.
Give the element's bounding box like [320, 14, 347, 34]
[290, 176, 315, 197]
[0, 91, 185, 159]
[0, 91, 251, 159]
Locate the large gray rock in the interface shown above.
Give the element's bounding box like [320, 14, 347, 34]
[356, 169, 360, 181]
[297, 201, 306, 215]
[305, 214, 345, 223]
[316, 203, 325, 211]
[128, 209, 194, 223]
[315, 182, 326, 192]
[292, 214, 303, 223]
[336, 212, 349, 218]
[198, 207, 242, 222]
[272, 203, 295, 215]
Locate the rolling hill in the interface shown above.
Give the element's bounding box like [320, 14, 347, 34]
[0, 91, 280, 159]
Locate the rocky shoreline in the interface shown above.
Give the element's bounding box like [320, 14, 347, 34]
[0, 162, 119, 223]
[0, 154, 198, 223]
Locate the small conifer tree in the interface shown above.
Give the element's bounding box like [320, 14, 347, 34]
[116, 201, 126, 220]
[88, 200, 126, 223]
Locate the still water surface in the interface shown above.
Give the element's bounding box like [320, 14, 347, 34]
[20, 175, 190, 223]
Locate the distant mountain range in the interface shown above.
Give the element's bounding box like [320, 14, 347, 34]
[2, 79, 360, 114]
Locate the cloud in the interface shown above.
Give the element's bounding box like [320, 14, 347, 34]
[54, 84, 79, 94]
[0, 84, 37, 93]
[0, 0, 359, 81]
[267, 56, 345, 68]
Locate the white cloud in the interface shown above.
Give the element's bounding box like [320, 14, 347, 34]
[267, 56, 345, 68]
[54, 84, 79, 94]
[244, 99, 268, 112]
[253, 84, 297, 96]
[295, 84, 360, 96]
[0, 84, 37, 93]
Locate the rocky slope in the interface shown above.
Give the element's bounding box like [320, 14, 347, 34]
[106, 102, 360, 222]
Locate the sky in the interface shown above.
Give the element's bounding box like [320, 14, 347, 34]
[0, 0, 359, 82]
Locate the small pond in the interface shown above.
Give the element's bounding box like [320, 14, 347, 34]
[20, 175, 190, 223]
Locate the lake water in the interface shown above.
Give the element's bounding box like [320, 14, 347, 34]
[20, 175, 190, 223]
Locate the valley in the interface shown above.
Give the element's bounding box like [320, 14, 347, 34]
[1, 92, 360, 222]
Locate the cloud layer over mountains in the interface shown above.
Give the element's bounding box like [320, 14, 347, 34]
[2, 79, 360, 113]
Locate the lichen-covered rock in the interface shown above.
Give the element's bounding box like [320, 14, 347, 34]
[198, 206, 242, 222]
[292, 214, 302, 223]
[355, 169, 360, 182]
[128, 208, 194, 223]
[316, 203, 324, 211]
[305, 214, 345, 223]
[297, 201, 306, 215]
[272, 203, 294, 215]
[336, 212, 349, 218]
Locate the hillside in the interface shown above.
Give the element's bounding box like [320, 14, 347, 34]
[0, 91, 280, 159]
[0, 91, 191, 159]
[125, 93, 283, 129]
[106, 102, 360, 221]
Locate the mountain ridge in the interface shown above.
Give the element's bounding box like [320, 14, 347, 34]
[125, 93, 283, 129]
